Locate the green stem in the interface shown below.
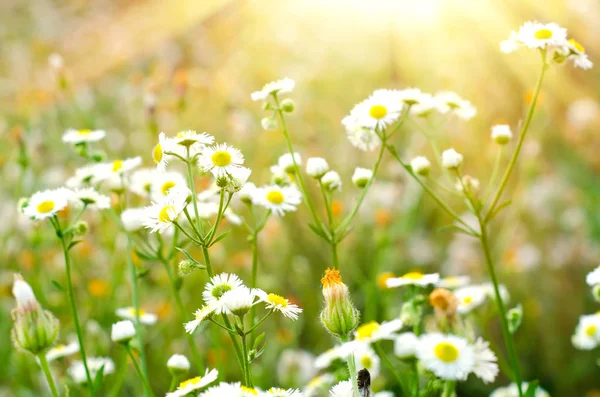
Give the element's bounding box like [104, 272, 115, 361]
[125, 345, 154, 396]
[412, 359, 420, 396]
[442, 380, 455, 397]
[373, 342, 404, 388]
[245, 312, 272, 335]
[484, 147, 503, 201]
[240, 332, 252, 386]
[38, 353, 60, 397]
[249, 231, 259, 343]
[168, 375, 178, 392]
[125, 235, 149, 392]
[486, 52, 547, 219]
[346, 351, 360, 397]
[185, 147, 205, 238]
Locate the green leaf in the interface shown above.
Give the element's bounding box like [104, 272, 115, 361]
[253, 332, 265, 350]
[174, 277, 184, 291]
[308, 223, 329, 241]
[437, 224, 477, 237]
[486, 200, 512, 222]
[136, 268, 151, 279]
[211, 230, 230, 246]
[524, 380, 539, 397]
[51, 280, 65, 292]
[134, 248, 156, 261]
[176, 247, 202, 266]
[68, 240, 83, 250]
[92, 364, 105, 392]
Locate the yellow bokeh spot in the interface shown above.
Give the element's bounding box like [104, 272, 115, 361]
[159, 205, 175, 222]
[211, 151, 232, 167]
[434, 342, 459, 363]
[112, 160, 123, 172]
[78, 129, 92, 135]
[331, 200, 343, 217]
[369, 104, 387, 119]
[161, 181, 176, 195]
[569, 39, 585, 53]
[54, 344, 65, 351]
[377, 272, 395, 289]
[463, 296, 473, 304]
[534, 29, 553, 39]
[36, 200, 55, 213]
[266, 190, 284, 204]
[88, 279, 109, 297]
[267, 293, 288, 307]
[586, 325, 597, 337]
[403, 272, 424, 280]
[356, 321, 380, 340]
[153, 144, 163, 163]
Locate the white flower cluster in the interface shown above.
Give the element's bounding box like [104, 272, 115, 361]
[572, 265, 600, 350]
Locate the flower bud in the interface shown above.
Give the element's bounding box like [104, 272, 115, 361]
[593, 285, 600, 303]
[11, 275, 59, 355]
[321, 171, 342, 191]
[490, 124, 512, 145]
[455, 175, 480, 196]
[351, 167, 373, 188]
[507, 304, 523, 334]
[441, 148, 463, 169]
[167, 354, 191, 376]
[73, 221, 89, 236]
[278, 152, 302, 174]
[280, 98, 296, 113]
[306, 157, 330, 179]
[18, 198, 29, 213]
[429, 288, 458, 330]
[399, 300, 422, 327]
[178, 259, 201, 277]
[410, 156, 431, 176]
[319, 268, 360, 339]
[111, 320, 136, 344]
[261, 117, 278, 131]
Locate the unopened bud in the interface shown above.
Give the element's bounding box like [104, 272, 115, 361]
[178, 260, 201, 277]
[507, 304, 523, 334]
[410, 156, 431, 177]
[490, 124, 512, 145]
[352, 167, 373, 189]
[73, 221, 89, 236]
[321, 171, 342, 192]
[319, 268, 360, 339]
[111, 320, 136, 344]
[280, 98, 296, 113]
[167, 354, 190, 376]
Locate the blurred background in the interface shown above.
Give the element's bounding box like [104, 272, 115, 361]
[1, 0, 599, 395]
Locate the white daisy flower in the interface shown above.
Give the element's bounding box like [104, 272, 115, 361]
[345, 90, 403, 130]
[143, 185, 189, 234]
[153, 132, 174, 172]
[107, 157, 142, 175]
[394, 332, 419, 358]
[321, 171, 342, 191]
[184, 305, 216, 334]
[441, 148, 463, 169]
[115, 307, 158, 325]
[516, 21, 568, 50]
[238, 182, 257, 204]
[111, 320, 136, 343]
[261, 387, 303, 397]
[386, 272, 440, 288]
[253, 185, 302, 216]
[278, 153, 302, 174]
[472, 337, 499, 384]
[255, 290, 303, 320]
[329, 380, 353, 397]
[150, 171, 188, 201]
[220, 166, 253, 193]
[201, 382, 244, 397]
[167, 354, 191, 372]
[199, 143, 245, 178]
[46, 341, 80, 362]
[410, 156, 431, 176]
[438, 276, 471, 289]
[66, 165, 104, 188]
[416, 333, 475, 381]
[454, 285, 487, 314]
[572, 313, 600, 350]
[396, 88, 430, 106]
[564, 39, 593, 70]
[343, 118, 382, 152]
[22, 189, 69, 220]
[68, 357, 115, 384]
[62, 128, 106, 144]
[251, 77, 295, 101]
[410, 93, 437, 117]
[221, 287, 262, 317]
[491, 382, 550, 397]
[586, 265, 600, 286]
[303, 374, 335, 397]
[354, 319, 404, 343]
[352, 167, 373, 189]
[203, 273, 245, 314]
[491, 124, 513, 145]
[306, 157, 330, 179]
[434, 91, 477, 120]
[354, 345, 380, 377]
[70, 188, 111, 210]
[173, 130, 214, 148]
[120, 208, 146, 232]
[167, 368, 219, 397]
[129, 168, 158, 198]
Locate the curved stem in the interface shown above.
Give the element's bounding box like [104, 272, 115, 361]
[185, 147, 205, 238]
[373, 342, 404, 388]
[245, 311, 272, 335]
[125, 345, 154, 396]
[168, 375, 178, 392]
[486, 53, 547, 219]
[484, 147, 503, 201]
[38, 353, 60, 397]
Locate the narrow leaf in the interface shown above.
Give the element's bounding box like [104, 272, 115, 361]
[525, 380, 539, 397]
[51, 280, 65, 292]
[486, 200, 512, 222]
[136, 268, 151, 279]
[308, 223, 329, 241]
[211, 230, 231, 246]
[438, 224, 477, 237]
[175, 247, 202, 266]
[68, 240, 83, 250]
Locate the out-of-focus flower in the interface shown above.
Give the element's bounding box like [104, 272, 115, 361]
[166, 368, 218, 397]
[306, 157, 330, 179]
[115, 307, 157, 325]
[387, 271, 439, 288]
[352, 167, 373, 188]
[253, 185, 302, 216]
[62, 129, 106, 144]
[251, 77, 295, 101]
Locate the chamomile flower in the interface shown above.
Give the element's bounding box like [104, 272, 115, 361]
[62, 128, 106, 144]
[256, 290, 303, 320]
[167, 368, 219, 397]
[396, 88, 429, 106]
[173, 130, 214, 148]
[251, 77, 295, 101]
[352, 167, 373, 188]
[129, 168, 157, 197]
[22, 189, 69, 220]
[586, 265, 600, 286]
[346, 90, 403, 130]
[66, 164, 104, 188]
[329, 380, 353, 397]
[238, 182, 257, 204]
[203, 273, 245, 314]
[491, 124, 513, 145]
[343, 119, 382, 152]
[221, 287, 262, 317]
[201, 382, 244, 397]
[70, 188, 111, 210]
[491, 382, 550, 397]
[306, 157, 330, 179]
[278, 153, 302, 174]
[394, 332, 418, 358]
[116, 307, 158, 325]
[167, 354, 191, 374]
[438, 275, 471, 289]
[321, 171, 342, 191]
[441, 148, 463, 169]
[111, 320, 136, 344]
[150, 171, 188, 201]
[410, 156, 431, 176]
[46, 341, 80, 362]
[153, 132, 173, 172]
[434, 91, 477, 120]
[184, 305, 216, 334]
[354, 345, 380, 377]
[143, 187, 189, 234]
[199, 143, 245, 178]
[253, 185, 302, 216]
[572, 313, 600, 350]
[261, 388, 303, 397]
[564, 39, 593, 70]
[416, 333, 475, 380]
[454, 285, 487, 314]
[386, 272, 440, 288]
[353, 319, 404, 344]
[516, 21, 568, 50]
[120, 208, 146, 232]
[107, 157, 142, 175]
[410, 93, 437, 117]
[472, 337, 499, 384]
[68, 357, 115, 384]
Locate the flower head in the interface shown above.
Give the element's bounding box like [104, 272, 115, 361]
[256, 291, 303, 320]
[115, 307, 157, 325]
[251, 77, 295, 101]
[454, 285, 487, 314]
[386, 271, 439, 288]
[68, 357, 115, 384]
[353, 319, 403, 344]
[173, 130, 214, 148]
[306, 157, 330, 179]
[320, 268, 360, 338]
[62, 128, 106, 144]
[572, 313, 600, 350]
[472, 338, 499, 384]
[221, 287, 261, 317]
[46, 341, 79, 362]
[143, 185, 190, 234]
[278, 153, 302, 174]
[167, 354, 191, 375]
[153, 132, 174, 172]
[203, 273, 245, 314]
[184, 305, 216, 334]
[22, 189, 69, 220]
[111, 320, 136, 344]
[199, 143, 245, 178]
[491, 124, 513, 145]
[411, 156, 431, 176]
[345, 90, 403, 130]
[253, 185, 302, 216]
[416, 333, 475, 380]
[321, 171, 342, 191]
[352, 167, 373, 188]
[441, 149, 464, 169]
[166, 368, 219, 397]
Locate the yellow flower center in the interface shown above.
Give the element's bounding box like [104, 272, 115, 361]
[36, 200, 55, 213]
[161, 181, 176, 195]
[78, 129, 92, 136]
[128, 308, 146, 317]
[112, 160, 123, 172]
[369, 104, 388, 119]
[569, 39, 585, 53]
[534, 29, 553, 39]
[159, 205, 175, 223]
[241, 386, 258, 394]
[403, 272, 424, 280]
[179, 376, 201, 388]
[356, 321, 380, 339]
[463, 296, 473, 304]
[266, 190, 284, 204]
[54, 344, 66, 351]
[211, 151, 232, 167]
[586, 325, 597, 337]
[434, 342, 459, 363]
[308, 377, 322, 387]
[153, 144, 163, 163]
[176, 131, 187, 139]
[361, 355, 372, 368]
[267, 293, 288, 307]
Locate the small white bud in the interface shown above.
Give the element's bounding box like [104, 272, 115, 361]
[278, 152, 302, 174]
[455, 175, 480, 195]
[261, 117, 277, 130]
[410, 156, 431, 176]
[491, 124, 513, 145]
[12, 274, 37, 310]
[167, 354, 191, 375]
[111, 320, 136, 344]
[441, 148, 463, 169]
[306, 157, 330, 179]
[351, 167, 373, 188]
[238, 182, 257, 204]
[321, 171, 342, 191]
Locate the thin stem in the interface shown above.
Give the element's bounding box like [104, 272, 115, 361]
[125, 235, 149, 390]
[249, 231, 259, 343]
[38, 353, 60, 397]
[125, 345, 154, 396]
[442, 380, 456, 397]
[411, 359, 420, 396]
[240, 332, 252, 386]
[484, 147, 503, 201]
[173, 222, 203, 245]
[486, 53, 548, 218]
[185, 147, 205, 238]
[373, 342, 404, 387]
[208, 318, 236, 333]
[245, 311, 273, 335]
[168, 375, 178, 392]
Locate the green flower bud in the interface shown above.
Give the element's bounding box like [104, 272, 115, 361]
[507, 304, 523, 334]
[319, 268, 360, 339]
[593, 285, 600, 303]
[280, 98, 296, 113]
[73, 221, 89, 236]
[17, 198, 29, 213]
[178, 260, 201, 277]
[399, 299, 422, 327]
